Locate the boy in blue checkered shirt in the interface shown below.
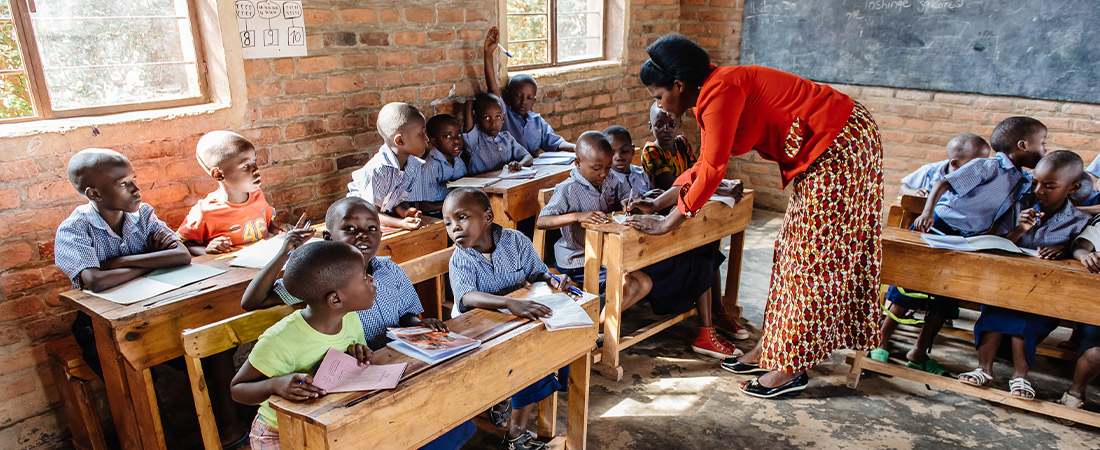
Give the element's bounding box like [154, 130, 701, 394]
[241, 197, 445, 350]
[348, 102, 429, 231]
[54, 148, 192, 376]
[900, 133, 990, 197]
[411, 114, 468, 216]
[442, 187, 572, 450]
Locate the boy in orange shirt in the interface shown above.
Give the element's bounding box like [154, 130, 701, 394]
[178, 131, 288, 255]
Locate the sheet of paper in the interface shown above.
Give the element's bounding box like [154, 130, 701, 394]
[86, 277, 178, 304]
[446, 177, 500, 189]
[533, 155, 575, 165]
[710, 195, 738, 208]
[965, 235, 1026, 254]
[499, 167, 537, 179]
[237, 0, 307, 59]
[310, 348, 406, 393]
[529, 293, 595, 331]
[146, 263, 225, 287]
[540, 151, 576, 159]
[230, 235, 322, 268]
[920, 234, 974, 251]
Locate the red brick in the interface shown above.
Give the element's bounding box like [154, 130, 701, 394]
[449, 48, 476, 61]
[325, 74, 363, 92]
[0, 209, 65, 238]
[932, 121, 970, 134]
[860, 87, 895, 99]
[260, 167, 292, 185]
[305, 98, 344, 115]
[339, 8, 377, 23]
[1051, 133, 1094, 148]
[248, 82, 281, 99]
[142, 184, 189, 205]
[299, 56, 338, 73]
[419, 84, 452, 100]
[1063, 104, 1100, 118]
[274, 58, 295, 75]
[466, 8, 488, 22]
[347, 92, 381, 110]
[326, 115, 366, 133]
[438, 8, 463, 22]
[243, 60, 269, 78]
[417, 49, 447, 64]
[284, 120, 327, 140]
[261, 102, 302, 120]
[0, 160, 39, 180]
[405, 7, 435, 23]
[164, 160, 203, 180]
[933, 93, 974, 105]
[318, 178, 348, 196]
[881, 129, 914, 143]
[238, 127, 282, 146]
[895, 90, 933, 101]
[379, 9, 398, 22]
[599, 107, 617, 119]
[383, 87, 417, 103]
[314, 136, 354, 155]
[401, 68, 433, 84]
[457, 28, 483, 41]
[291, 159, 333, 178]
[904, 119, 932, 131]
[427, 30, 454, 42]
[271, 185, 313, 205]
[1015, 99, 1059, 113]
[284, 79, 325, 95]
[1071, 119, 1100, 134]
[269, 142, 314, 162]
[0, 326, 24, 347]
[340, 54, 378, 68]
[380, 51, 414, 67]
[122, 140, 182, 161]
[304, 8, 334, 25]
[194, 179, 219, 197]
[433, 65, 464, 81]
[0, 243, 33, 270]
[951, 109, 988, 122]
[0, 189, 20, 210]
[973, 97, 1014, 111]
[0, 269, 44, 297]
[395, 31, 426, 46]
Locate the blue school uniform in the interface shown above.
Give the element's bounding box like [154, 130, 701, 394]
[347, 145, 423, 213]
[540, 168, 628, 271]
[503, 106, 567, 158]
[901, 160, 949, 193]
[934, 152, 1030, 236]
[1070, 174, 1100, 207]
[612, 165, 654, 196]
[275, 256, 423, 350]
[976, 199, 1092, 365]
[55, 203, 177, 376]
[463, 127, 529, 174]
[411, 149, 466, 203]
[447, 223, 565, 409]
[1088, 154, 1100, 179]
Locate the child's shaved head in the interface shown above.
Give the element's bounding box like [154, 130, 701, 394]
[946, 133, 990, 160]
[326, 197, 379, 226]
[472, 92, 505, 115]
[377, 102, 425, 147]
[649, 101, 667, 123]
[1036, 150, 1084, 178]
[444, 187, 491, 213]
[991, 117, 1046, 154]
[67, 148, 131, 192]
[196, 130, 254, 170]
[283, 240, 365, 305]
[574, 131, 614, 163]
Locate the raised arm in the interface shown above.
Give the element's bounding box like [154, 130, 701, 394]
[463, 100, 475, 133]
[241, 226, 316, 310]
[483, 26, 502, 97]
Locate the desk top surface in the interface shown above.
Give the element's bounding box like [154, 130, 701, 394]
[473, 164, 572, 193]
[883, 228, 1089, 273]
[581, 191, 755, 236]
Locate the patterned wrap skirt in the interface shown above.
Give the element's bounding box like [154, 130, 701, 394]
[759, 102, 885, 373]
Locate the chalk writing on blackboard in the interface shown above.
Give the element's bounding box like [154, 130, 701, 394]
[236, 0, 307, 59]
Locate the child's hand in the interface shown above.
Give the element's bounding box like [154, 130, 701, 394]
[1037, 245, 1064, 260]
[404, 207, 423, 220]
[916, 188, 930, 196]
[346, 343, 372, 367]
[148, 228, 181, 251]
[912, 213, 935, 232]
[1079, 252, 1100, 273]
[420, 318, 448, 332]
[1016, 208, 1042, 233]
[575, 211, 610, 225]
[644, 188, 665, 199]
[205, 236, 234, 254]
[400, 216, 422, 230]
[506, 161, 523, 172]
[484, 26, 499, 54]
[505, 298, 553, 320]
[273, 373, 326, 401]
[551, 274, 575, 295]
[279, 227, 317, 255]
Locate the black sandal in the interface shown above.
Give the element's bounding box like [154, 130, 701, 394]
[739, 373, 809, 399]
[504, 432, 547, 450]
[489, 400, 512, 428]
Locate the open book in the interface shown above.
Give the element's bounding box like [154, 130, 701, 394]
[533, 152, 575, 165]
[310, 347, 406, 393]
[499, 166, 537, 179]
[446, 177, 500, 189]
[921, 234, 1039, 257]
[229, 234, 322, 269]
[86, 263, 225, 304]
[385, 327, 481, 364]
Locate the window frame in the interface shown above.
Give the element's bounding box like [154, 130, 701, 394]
[506, 0, 606, 71]
[1, 0, 210, 124]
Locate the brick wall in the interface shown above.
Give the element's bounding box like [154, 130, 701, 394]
[0, 0, 670, 447]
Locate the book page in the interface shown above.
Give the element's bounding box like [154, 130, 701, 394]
[310, 348, 406, 393]
[920, 234, 975, 251]
[146, 263, 225, 287]
[499, 167, 537, 179]
[528, 292, 595, 331]
[86, 277, 178, 304]
[446, 177, 500, 189]
[965, 235, 1026, 254]
[229, 235, 322, 268]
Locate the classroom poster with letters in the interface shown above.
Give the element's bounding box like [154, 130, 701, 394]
[236, 0, 307, 59]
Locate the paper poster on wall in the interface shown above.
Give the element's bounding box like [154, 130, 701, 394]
[236, 0, 307, 59]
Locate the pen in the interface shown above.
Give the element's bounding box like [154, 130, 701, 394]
[498, 44, 513, 58]
[928, 227, 946, 236]
[286, 220, 313, 256]
[548, 273, 584, 297]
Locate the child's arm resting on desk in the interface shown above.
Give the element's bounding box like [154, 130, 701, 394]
[913, 179, 952, 232]
[536, 211, 610, 230]
[899, 184, 929, 197]
[183, 236, 233, 256]
[82, 229, 191, 292]
[241, 227, 316, 310]
[230, 361, 325, 404]
[460, 292, 552, 320]
[1073, 236, 1100, 273]
[399, 313, 447, 331]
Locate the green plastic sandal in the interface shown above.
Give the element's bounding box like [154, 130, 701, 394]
[869, 348, 889, 362]
[907, 358, 950, 377]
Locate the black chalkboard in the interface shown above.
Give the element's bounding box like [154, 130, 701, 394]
[740, 0, 1100, 104]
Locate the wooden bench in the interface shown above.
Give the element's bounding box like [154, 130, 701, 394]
[47, 337, 108, 450]
[849, 228, 1100, 427]
[886, 194, 927, 229]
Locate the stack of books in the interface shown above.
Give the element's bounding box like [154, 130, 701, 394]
[385, 327, 481, 364]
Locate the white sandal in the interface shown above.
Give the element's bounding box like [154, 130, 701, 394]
[958, 368, 992, 387]
[1009, 377, 1035, 401]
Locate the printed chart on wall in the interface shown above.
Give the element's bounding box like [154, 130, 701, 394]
[236, 0, 307, 59]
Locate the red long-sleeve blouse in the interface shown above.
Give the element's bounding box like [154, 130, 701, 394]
[673, 65, 855, 215]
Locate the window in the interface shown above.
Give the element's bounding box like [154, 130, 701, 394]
[506, 0, 604, 69]
[0, 0, 207, 122]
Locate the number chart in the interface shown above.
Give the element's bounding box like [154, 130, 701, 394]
[236, 0, 306, 59]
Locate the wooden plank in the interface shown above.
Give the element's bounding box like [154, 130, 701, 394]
[618, 310, 696, 351]
[537, 392, 558, 438]
[182, 355, 220, 450]
[722, 231, 746, 320]
[377, 217, 447, 263]
[182, 305, 296, 359]
[845, 353, 1100, 427]
[91, 315, 143, 450]
[399, 247, 455, 285]
[566, 351, 591, 450]
[597, 234, 625, 381]
[125, 365, 165, 450]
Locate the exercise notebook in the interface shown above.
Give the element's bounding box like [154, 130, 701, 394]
[310, 347, 406, 393]
[499, 167, 537, 179]
[921, 234, 1039, 257]
[87, 263, 226, 304]
[446, 177, 500, 189]
[229, 235, 323, 268]
[385, 327, 481, 364]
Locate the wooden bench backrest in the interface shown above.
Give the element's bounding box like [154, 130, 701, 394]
[399, 246, 454, 285]
[533, 187, 556, 262]
[888, 194, 927, 229]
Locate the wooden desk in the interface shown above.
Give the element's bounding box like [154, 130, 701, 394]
[885, 194, 926, 229]
[474, 165, 573, 229]
[847, 228, 1100, 426]
[581, 192, 754, 380]
[271, 291, 598, 449]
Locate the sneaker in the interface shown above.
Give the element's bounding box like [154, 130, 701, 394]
[503, 432, 547, 450]
[713, 312, 751, 340]
[692, 327, 743, 359]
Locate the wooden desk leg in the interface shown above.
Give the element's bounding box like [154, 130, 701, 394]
[124, 365, 166, 450]
[721, 232, 745, 320]
[566, 352, 591, 450]
[537, 392, 558, 438]
[596, 236, 624, 381]
[847, 351, 866, 388]
[91, 318, 143, 450]
[415, 276, 444, 321]
[490, 196, 517, 229]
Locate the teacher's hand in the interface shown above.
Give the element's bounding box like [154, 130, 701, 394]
[626, 214, 679, 235]
[626, 198, 659, 215]
[716, 179, 744, 201]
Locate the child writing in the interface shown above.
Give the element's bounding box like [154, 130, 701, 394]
[178, 130, 287, 255]
[899, 132, 991, 196]
[230, 241, 375, 447]
[464, 92, 534, 174]
[482, 26, 575, 156]
[914, 116, 1047, 236]
[603, 125, 661, 198]
[641, 101, 696, 190]
[443, 187, 571, 450]
[960, 151, 1092, 399]
[241, 197, 445, 350]
[348, 102, 428, 230]
[411, 114, 468, 216]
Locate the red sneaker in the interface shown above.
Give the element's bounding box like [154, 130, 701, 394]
[713, 314, 751, 340]
[692, 327, 744, 359]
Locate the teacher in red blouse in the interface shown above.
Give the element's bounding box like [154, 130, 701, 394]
[628, 34, 885, 399]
